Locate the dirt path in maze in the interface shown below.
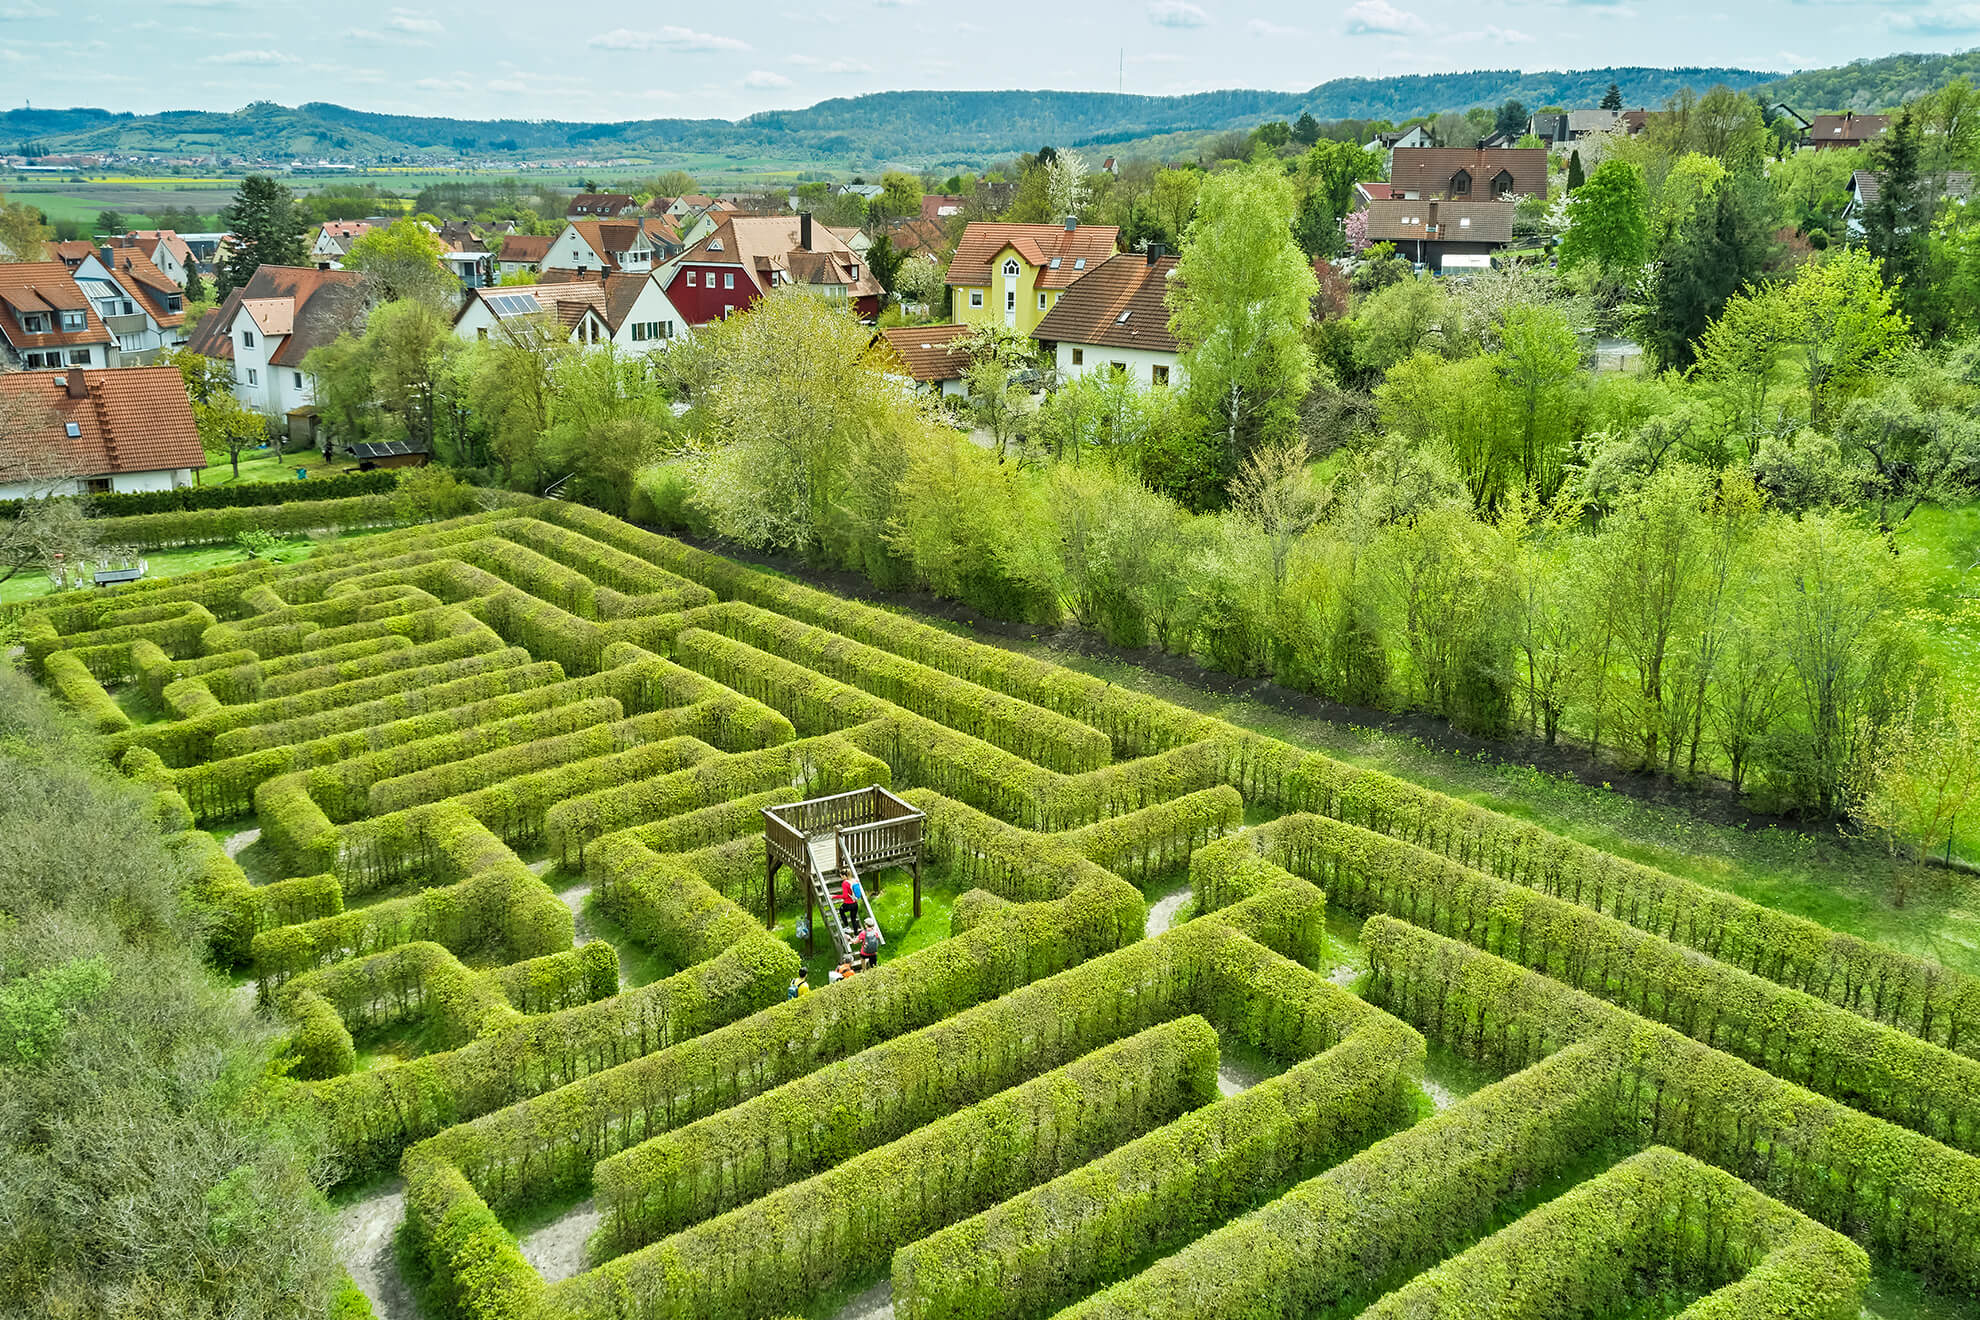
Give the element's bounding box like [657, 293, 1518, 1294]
[335, 1180, 416, 1319]
[831, 1277, 896, 1320]
[517, 1199, 602, 1284]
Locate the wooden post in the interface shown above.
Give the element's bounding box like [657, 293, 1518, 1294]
[912, 856, 922, 919]
[765, 855, 776, 931]
[804, 876, 815, 955]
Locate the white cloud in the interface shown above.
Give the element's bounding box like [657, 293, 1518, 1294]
[875, 0, 921, 7]
[415, 75, 470, 92]
[1888, 4, 1980, 30]
[788, 55, 878, 72]
[201, 48, 301, 65]
[1484, 23, 1535, 40]
[1344, 0, 1428, 34]
[743, 69, 795, 88]
[1148, 0, 1210, 28]
[0, 3, 56, 19]
[389, 9, 443, 33]
[1127, 51, 1187, 63]
[1245, 17, 1307, 35]
[588, 25, 750, 52]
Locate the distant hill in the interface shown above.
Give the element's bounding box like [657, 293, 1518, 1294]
[3, 56, 1966, 171]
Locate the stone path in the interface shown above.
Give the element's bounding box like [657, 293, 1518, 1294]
[1216, 1053, 1270, 1098]
[1421, 1078, 1458, 1112]
[335, 1180, 414, 1320]
[1144, 887, 1189, 938]
[517, 1198, 602, 1285]
[831, 1276, 895, 1320]
[223, 826, 261, 859]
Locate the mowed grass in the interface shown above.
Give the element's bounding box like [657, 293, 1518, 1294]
[1, 522, 389, 606]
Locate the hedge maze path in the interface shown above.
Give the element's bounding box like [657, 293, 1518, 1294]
[23, 499, 1980, 1319]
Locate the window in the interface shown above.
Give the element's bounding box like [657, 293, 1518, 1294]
[61, 310, 85, 332]
[166, 295, 182, 312]
[1073, 258, 1084, 270]
[1070, 348, 1083, 366]
[21, 313, 47, 333]
[1005, 289, 1016, 312]
[477, 327, 489, 340]
[850, 264, 859, 279]
[660, 320, 675, 339]
[121, 300, 133, 315]
[1152, 364, 1170, 385]
[969, 291, 983, 308]
[1450, 170, 1471, 197]
[242, 329, 255, 348]
[1002, 259, 1020, 276]
[246, 368, 258, 385]
[85, 477, 113, 495]
[1037, 292, 1047, 311]
[1111, 362, 1128, 378]
[294, 371, 303, 387]
[1492, 171, 1515, 199]
[69, 349, 91, 365]
[22, 351, 49, 367]
[633, 322, 647, 341]
[1116, 310, 1131, 324]
[1459, 217, 1471, 228]
[723, 272, 734, 289]
[64, 422, 81, 438]
[687, 271, 697, 286]
[724, 305, 735, 318]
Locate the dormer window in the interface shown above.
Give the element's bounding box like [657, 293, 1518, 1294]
[1002, 259, 1020, 277]
[21, 312, 47, 333]
[710, 238, 724, 251]
[1492, 171, 1515, 199]
[61, 310, 85, 332]
[1450, 169, 1471, 197]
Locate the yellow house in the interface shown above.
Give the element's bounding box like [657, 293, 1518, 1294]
[946, 218, 1122, 337]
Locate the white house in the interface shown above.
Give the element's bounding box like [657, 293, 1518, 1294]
[875, 324, 971, 398]
[0, 261, 115, 370]
[186, 265, 368, 421]
[0, 366, 205, 498]
[1032, 250, 1185, 389]
[454, 271, 688, 357]
[311, 221, 372, 269]
[541, 220, 657, 277]
[69, 247, 188, 364]
[115, 230, 195, 287]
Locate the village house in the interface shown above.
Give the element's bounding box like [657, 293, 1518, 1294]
[875, 323, 973, 397]
[1388, 147, 1549, 202]
[540, 219, 659, 277]
[68, 246, 187, 363]
[496, 234, 553, 280]
[1364, 197, 1516, 274]
[0, 261, 115, 370]
[111, 229, 195, 288]
[567, 193, 637, 218]
[186, 265, 367, 425]
[436, 222, 495, 288]
[0, 366, 206, 499]
[1032, 249, 1183, 388]
[1809, 113, 1889, 150]
[310, 220, 372, 269]
[947, 218, 1122, 337]
[453, 271, 688, 355]
[662, 213, 881, 325]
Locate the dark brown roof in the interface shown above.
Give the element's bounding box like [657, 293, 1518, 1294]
[184, 265, 367, 365]
[569, 193, 636, 216]
[1810, 113, 1889, 144]
[884, 217, 952, 260]
[0, 366, 205, 479]
[1389, 147, 1549, 200]
[0, 262, 112, 351]
[1364, 198, 1516, 245]
[498, 234, 553, 263]
[876, 324, 973, 383]
[601, 272, 648, 332]
[946, 221, 1122, 290]
[1032, 252, 1180, 354]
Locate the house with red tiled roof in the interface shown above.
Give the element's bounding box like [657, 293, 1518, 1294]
[1809, 113, 1889, 150]
[0, 366, 205, 499]
[1032, 249, 1183, 389]
[186, 265, 368, 422]
[875, 323, 973, 397]
[541, 219, 662, 277]
[310, 220, 374, 269]
[1389, 147, 1548, 201]
[113, 229, 196, 287]
[662, 213, 882, 325]
[0, 261, 115, 371]
[568, 193, 637, 219]
[70, 245, 189, 362]
[497, 234, 553, 280]
[454, 271, 688, 355]
[947, 218, 1121, 336]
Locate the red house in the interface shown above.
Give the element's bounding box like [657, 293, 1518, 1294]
[663, 213, 882, 325]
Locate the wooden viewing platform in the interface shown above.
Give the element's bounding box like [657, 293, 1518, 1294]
[763, 785, 925, 959]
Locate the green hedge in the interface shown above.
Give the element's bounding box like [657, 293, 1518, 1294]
[84, 493, 405, 548]
[0, 469, 399, 520]
[1266, 813, 1980, 1155]
[552, 1020, 1221, 1320]
[210, 660, 563, 758]
[1362, 919, 1980, 1289]
[43, 650, 131, 733]
[1356, 1146, 1867, 1320]
[685, 601, 1116, 774]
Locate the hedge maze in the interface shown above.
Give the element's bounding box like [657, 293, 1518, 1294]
[21, 498, 1980, 1319]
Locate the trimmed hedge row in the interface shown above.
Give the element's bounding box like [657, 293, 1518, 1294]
[1362, 918, 1980, 1289]
[552, 1021, 1221, 1320]
[0, 469, 399, 520]
[278, 940, 521, 1060]
[43, 650, 131, 733]
[211, 659, 563, 758]
[546, 733, 889, 867]
[24, 598, 215, 666]
[685, 601, 1115, 774]
[164, 823, 341, 967]
[491, 941, 622, 1015]
[132, 639, 265, 704]
[1357, 1146, 1868, 1320]
[260, 626, 499, 699]
[501, 516, 714, 608]
[84, 493, 405, 548]
[365, 712, 692, 818]
[1266, 813, 1980, 1155]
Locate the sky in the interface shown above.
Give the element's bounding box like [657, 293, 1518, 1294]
[0, 0, 1968, 122]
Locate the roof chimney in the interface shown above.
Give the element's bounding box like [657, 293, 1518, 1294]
[1146, 243, 1165, 266]
[99, 245, 115, 267]
[66, 368, 87, 399]
[1064, 215, 1078, 231]
[800, 212, 813, 251]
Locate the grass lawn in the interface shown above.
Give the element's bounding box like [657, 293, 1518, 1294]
[202, 444, 343, 487]
[1896, 501, 1980, 861]
[0, 524, 387, 608]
